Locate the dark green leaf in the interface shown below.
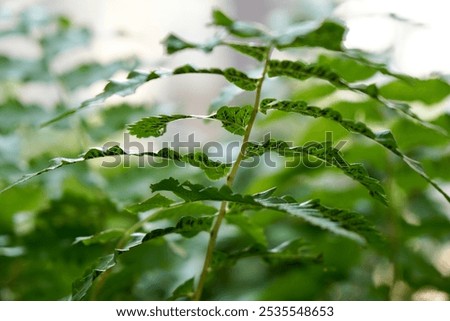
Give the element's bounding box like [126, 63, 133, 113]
[244, 139, 387, 205]
[168, 278, 195, 300]
[163, 34, 221, 54]
[151, 178, 380, 244]
[72, 215, 213, 300]
[128, 115, 190, 138]
[211, 105, 253, 135]
[0, 145, 231, 194]
[226, 43, 268, 61]
[268, 59, 445, 133]
[163, 34, 197, 54]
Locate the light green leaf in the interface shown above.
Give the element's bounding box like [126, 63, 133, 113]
[225, 213, 267, 246]
[73, 229, 124, 246]
[125, 193, 175, 214]
[244, 139, 387, 205]
[58, 59, 138, 91]
[380, 78, 450, 105]
[212, 9, 266, 38]
[41, 27, 91, 59]
[275, 20, 346, 51]
[0, 55, 50, 82]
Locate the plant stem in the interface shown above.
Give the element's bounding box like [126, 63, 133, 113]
[192, 47, 272, 301]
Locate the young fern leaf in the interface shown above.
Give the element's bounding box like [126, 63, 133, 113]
[210, 105, 253, 135]
[267, 59, 446, 133]
[163, 33, 267, 62]
[260, 99, 450, 203]
[274, 20, 346, 51]
[72, 215, 214, 300]
[0, 146, 231, 194]
[127, 105, 252, 138]
[150, 178, 381, 245]
[211, 9, 267, 38]
[244, 139, 387, 205]
[42, 66, 257, 126]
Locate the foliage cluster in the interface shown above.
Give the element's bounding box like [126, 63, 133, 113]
[1, 6, 449, 300]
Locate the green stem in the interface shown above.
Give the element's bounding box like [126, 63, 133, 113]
[192, 47, 273, 301]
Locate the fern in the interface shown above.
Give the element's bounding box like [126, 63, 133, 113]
[1, 8, 449, 301]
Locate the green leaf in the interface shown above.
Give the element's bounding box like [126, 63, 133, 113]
[267, 59, 446, 133]
[43, 65, 257, 126]
[0, 55, 50, 82]
[125, 193, 175, 214]
[260, 99, 450, 203]
[211, 105, 253, 135]
[226, 43, 268, 61]
[163, 34, 197, 54]
[168, 278, 195, 300]
[275, 20, 346, 51]
[58, 59, 138, 91]
[72, 215, 213, 300]
[317, 54, 378, 82]
[379, 78, 450, 105]
[41, 27, 91, 59]
[0, 145, 231, 195]
[162, 34, 222, 54]
[212, 240, 321, 270]
[149, 203, 218, 222]
[225, 212, 267, 246]
[244, 139, 387, 205]
[212, 9, 266, 38]
[128, 115, 190, 138]
[73, 229, 124, 246]
[151, 178, 380, 244]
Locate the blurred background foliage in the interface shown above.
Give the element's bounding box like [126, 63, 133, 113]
[0, 1, 449, 300]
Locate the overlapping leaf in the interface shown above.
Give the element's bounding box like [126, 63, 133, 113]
[151, 178, 380, 244]
[72, 215, 213, 300]
[212, 239, 321, 270]
[260, 98, 450, 203]
[243, 139, 387, 204]
[0, 146, 231, 195]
